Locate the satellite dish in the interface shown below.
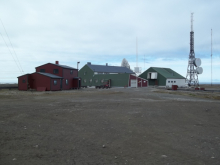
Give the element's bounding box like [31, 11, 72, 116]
[193, 58, 201, 67]
[196, 67, 203, 74]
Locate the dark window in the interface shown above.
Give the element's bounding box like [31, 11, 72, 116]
[174, 81, 176, 83]
[22, 79, 26, 83]
[53, 69, 59, 74]
[54, 80, 57, 85]
[171, 81, 173, 83]
[40, 69, 45, 72]
[66, 79, 68, 85]
[70, 70, 73, 74]
[168, 81, 170, 83]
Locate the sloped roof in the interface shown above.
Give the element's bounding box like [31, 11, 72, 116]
[37, 72, 63, 78]
[151, 67, 185, 79]
[87, 63, 134, 74]
[53, 64, 76, 69]
[36, 63, 76, 69]
[17, 74, 30, 78]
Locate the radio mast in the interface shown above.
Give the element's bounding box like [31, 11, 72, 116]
[211, 29, 212, 86]
[186, 13, 203, 86]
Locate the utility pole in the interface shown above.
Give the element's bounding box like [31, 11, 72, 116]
[211, 29, 212, 86]
[136, 37, 138, 67]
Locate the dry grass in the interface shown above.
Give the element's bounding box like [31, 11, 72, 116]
[154, 89, 220, 100]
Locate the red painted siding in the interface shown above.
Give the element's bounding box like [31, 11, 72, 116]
[62, 68, 78, 89]
[50, 78, 62, 91]
[36, 63, 63, 78]
[73, 79, 80, 88]
[18, 74, 29, 90]
[29, 73, 52, 91]
[36, 63, 78, 89]
[129, 75, 148, 87]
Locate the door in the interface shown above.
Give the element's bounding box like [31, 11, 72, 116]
[131, 79, 137, 88]
[60, 79, 62, 90]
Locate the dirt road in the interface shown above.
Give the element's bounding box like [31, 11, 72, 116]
[0, 87, 220, 164]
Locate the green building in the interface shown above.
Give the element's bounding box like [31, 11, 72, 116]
[139, 67, 186, 87]
[79, 62, 148, 88]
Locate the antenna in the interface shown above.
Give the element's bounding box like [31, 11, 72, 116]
[191, 13, 194, 32]
[186, 13, 203, 87]
[211, 29, 212, 86]
[134, 37, 141, 75]
[136, 37, 138, 67]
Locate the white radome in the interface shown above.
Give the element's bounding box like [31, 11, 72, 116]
[196, 67, 203, 74]
[193, 58, 201, 67]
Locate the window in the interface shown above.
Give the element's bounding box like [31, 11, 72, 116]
[171, 81, 173, 83]
[66, 79, 68, 85]
[95, 79, 98, 83]
[54, 80, 57, 85]
[174, 81, 176, 83]
[70, 70, 73, 74]
[40, 69, 45, 72]
[168, 81, 170, 83]
[84, 72, 86, 75]
[101, 79, 104, 83]
[90, 79, 92, 83]
[22, 79, 26, 83]
[53, 69, 59, 74]
[84, 79, 86, 83]
[144, 81, 146, 83]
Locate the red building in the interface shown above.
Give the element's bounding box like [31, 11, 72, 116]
[129, 75, 148, 87]
[35, 61, 79, 90]
[18, 61, 80, 91]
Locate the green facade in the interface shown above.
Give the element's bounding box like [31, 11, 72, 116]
[139, 67, 185, 86]
[79, 65, 130, 87]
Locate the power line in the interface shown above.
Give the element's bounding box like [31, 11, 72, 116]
[0, 32, 23, 74]
[0, 18, 24, 73]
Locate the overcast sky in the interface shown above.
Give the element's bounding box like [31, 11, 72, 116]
[0, 0, 219, 83]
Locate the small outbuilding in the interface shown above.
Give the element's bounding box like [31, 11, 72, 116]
[18, 72, 63, 91]
[139, 67, 186, 87]
[79, 62, 148, 88]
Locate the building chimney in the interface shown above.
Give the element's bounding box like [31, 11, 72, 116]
[55, 61, 59, 65]
[106, 63, 108, 66]
[87, 62, 91, 65]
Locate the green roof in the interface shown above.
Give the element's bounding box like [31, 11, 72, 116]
[151, 67, 185, 79]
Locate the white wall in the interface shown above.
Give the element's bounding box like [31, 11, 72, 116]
[166, 79, 186, 87]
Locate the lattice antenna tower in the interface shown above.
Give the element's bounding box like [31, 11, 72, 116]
[186, 13, 203, 86]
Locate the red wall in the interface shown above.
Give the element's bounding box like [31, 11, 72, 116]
[50, 78, 62, 91]
[36, 63, 63, 78]
[62, 68, 78, 89]
[73, 79, 80, 88]
[129, 75, 148, 87]
[18, 74, 29, 90]
[29, 73, 52, 91]
[36, 63, 78, 89]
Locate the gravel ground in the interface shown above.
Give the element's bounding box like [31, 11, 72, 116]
[0, 87, 220, 165]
